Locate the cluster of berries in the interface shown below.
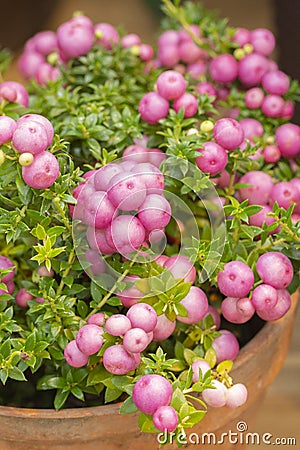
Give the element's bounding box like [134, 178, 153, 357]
[70, 146, 171, 259]
[0, 113, 59, 189]
[218, 252, 294, 323]
[18, 15, 153, 85]
[0, 256, 49, 306]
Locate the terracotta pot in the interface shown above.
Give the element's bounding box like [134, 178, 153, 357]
[0, 293, 298, 450]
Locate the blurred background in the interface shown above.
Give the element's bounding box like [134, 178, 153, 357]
[1, 1, 299, 447]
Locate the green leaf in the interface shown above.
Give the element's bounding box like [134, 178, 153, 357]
[37, 375, 66, 390]
[104, 387, 122, 403]
[71, 386, 85, 401]
[119, 396, 138, 414]
[54, 389, 70, 410]
[8, 367, 26, 381]
[77, 300, 88, 318]
[35, 224, 47, 240]
[138, 413, 158, 433]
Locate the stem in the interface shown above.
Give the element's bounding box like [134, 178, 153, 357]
[57, 247, 76, 296]
[53, 197, 72, 234]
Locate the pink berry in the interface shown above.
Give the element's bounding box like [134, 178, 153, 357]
[131, 162, 165, 194]
[213, 118, 244, 151]
[115, 275, 144, 308]
[86, 226, 115, 255]
[232, 28, 251, 46]
[121, 33, 141, 48]
[164, 255, 196, 284]
[17, 114, 54, 147]
[245, 87, 264, 109]
[152, 314, 176, 341]
[107, 215, 146, 255]
[57, 15, 95, 60]
[94, 163, 122, 191]
[132, 374, 173, 414]
[0, 255, 15, 283]
[249, 205, 277, 231]
[123, 327, 150, 353]
[261, 95, 284, 118]
[147, 148, 166, 168]
[107, 171, 147, 210]
[221, 297, 255, 324]
[238, 53, 269, 87]
[251, 284, 278, 311]
[195, 141, 228, 176]
[105, 314, 132, 336]
[16, 288, 33, 307]
[196, 81, 217, 99]
[123, 145, 149, 163]
[209, 54, 238, 84]
[156, 70, 186, 100]
[212, 330, 240, 364]
[256, 252, 294, 289]
[202, 380, 228, 408]
[64, 340, 89, 368]
[13, 120, 49, 155]
[218, 261, 254, 298]
[261, 70, 290, 95]
[0, 81, 29, 107]
[173, 93, 198, 118]
[138, 194, 171, 231]
[177, 286, 208, 324]
[103, 344, 136, 375]
[263, 145, 281, 163]
[256, 289, 291, 321]
[139, 92, 169, 124]
[127, 302, 157, 333]
[33, 30, 58, 55]
[22, 151, 59, 189]
[275, 123, 300, 159]
[87, 313, 105, 326]
[76, 324, 104, 356]
[226, 383, 248, 408]
[84, 191, 116, 229]
[239, 118, 264, 139]
[271, 181, 298, 210]
[37, 265, 54, 277]
[250, 28, 275, 56]
[191, 359, 211, 383]
[238, 171, 274, 205]
[0, 116, 17, 145]
[153, 405, 179, 432]
[94, 23, 119, 49]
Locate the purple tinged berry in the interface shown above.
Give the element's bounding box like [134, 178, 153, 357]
[238, 53, 269, 87]
[132, 374, 173, 415]
[251, 284, 278, 311]
[191, 359, 211, 383]
[217, 261, 254, 298]
[64, 340, 89, 368]
[138, 194, 171, 231]
[153, 406, 179, 432]
[139, 92, 169, 124]
[152, 314, 176, 341]
[123, 145, 149, 163]
[105, 314, 132, 336]
[164, 255, 196, 284]
[16, 288, 33, 307]
[84, 191, 116, 229]
[131, 162, 165, 194]
[195, 141, 228, 176]
[94, 23, 119, 49]
[271, 181, 298, 210]
[76, 324, 104, 356]
[103, 344, 136, 375]
[17, 114, 54, 147]
[256, 252, 294, 289]
[94, 163, 122, 192]
[0, 116, 17, 145]
[13, 120, 49, 155]
[238, 171, 274, 205]
[256, 289, 291, 321]
[209, 54, 238, 84]
[57, 15, 94, 60]
[250, 28, 275, 56]
[173, 92, 198, 118]
[221, 297, 255, 324]
[156, 70, 186, 101]
[22, 151, 59, 189]
[107, 171, 147, 211]
[213, 118, 244, 151]
[108, 215, 146, 255]
[127, 302, 158, 333]
[212, 330, 240, 364]
[87, 313, 105, 326]
[0, 81, 29, 107]
[123, 327, 150, 353]
[275, 123, 300, 159]
[177, 286, 208, 324]
[0, 255, 15, 283]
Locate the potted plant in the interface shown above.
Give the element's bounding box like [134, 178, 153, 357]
[0, 1, 299, 448]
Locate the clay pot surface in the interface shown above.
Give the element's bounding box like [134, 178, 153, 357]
[0, 293, 298, 450]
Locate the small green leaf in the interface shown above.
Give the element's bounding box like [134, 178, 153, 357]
[119, 396, 138, 414]
[54, 389, 70, 410]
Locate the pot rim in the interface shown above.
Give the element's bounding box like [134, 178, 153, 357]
[0, 292, 298, 419]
